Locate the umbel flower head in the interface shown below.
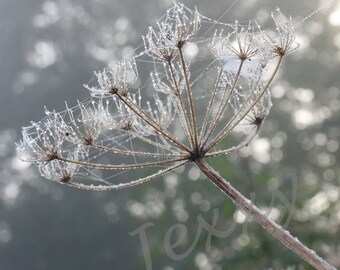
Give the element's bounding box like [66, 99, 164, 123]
[143, 2, 200, 62]
[17, 3, 298, 190]
[84, 60, 138, 98]
[16, 5, 340, 269]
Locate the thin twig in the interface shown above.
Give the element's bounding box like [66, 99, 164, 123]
[200, 60, 245, 149]
[91, 142, 185, 158]
[199, 68, 223, 143]
[69, 160, 189, 191]
[128, 130, 185, 154]
[178, 46, 199, 151]
[205, 125, 259, 157]
[56, 155, 188, 170]
[168, 61, 195, 148]
[205, 55, 283, 152]
[117, 93, 191, 153]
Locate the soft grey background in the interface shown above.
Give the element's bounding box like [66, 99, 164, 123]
[0, 0, 339, 269]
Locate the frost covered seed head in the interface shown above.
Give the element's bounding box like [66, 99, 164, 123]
[84, 60, 137, 98]
[261, 12, 299, 56]
[15, 4, 338, 270]
[17, 3, 296, 190]
[238, 92, 272, 133]
[211, 22, 259, 61]
[17, 119, 63, 163]
[143, 2, 201, 61]
[39, 156, 79, 183]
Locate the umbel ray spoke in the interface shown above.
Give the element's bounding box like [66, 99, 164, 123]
[90, 142, 184, 158]
[167, 60, 195, 148]
[205, 55, 284, 152]
[205, 125, 260, 158]
[56, 155, 188, 170]
[127, 130, 186, 154]
[69, 160, 189, 191]
[200, 59, 245, 150]
[116, 92, 191, 153]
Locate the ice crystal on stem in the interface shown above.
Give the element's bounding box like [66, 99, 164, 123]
[16, 3, 336, 270]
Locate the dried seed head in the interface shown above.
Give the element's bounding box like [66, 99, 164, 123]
[260, 13, 299, 57]
[143, 2, 201, 61]
[39, 154, 79, 183]
[238, 92, 272, 133]
[84, 60, 138, 98]
[16, 118, 63, 163]
[17, 3, 297, 190]
[211, 22, 259, 61]
[61, 101, 104, 146]
[210, 22, 270, 81]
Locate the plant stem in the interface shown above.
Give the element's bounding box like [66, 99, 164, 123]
[205, 56, 284, 152]
[69, 160, 189, 191]
[195, 158, 336, 270]
[117, 94, 191, 153]
[56, 156, 187, 170]
[200, 59, 244, 150]
[168, 61, 195, 149]
[91, 142, 183, 158]
[178, 46, 199, 151]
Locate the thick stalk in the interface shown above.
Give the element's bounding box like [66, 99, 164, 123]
[195, 158, 336, 270]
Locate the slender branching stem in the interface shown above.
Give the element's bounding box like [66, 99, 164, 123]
[195, 159, 336, 270]
[91, 143, 185, 158]
[178, 46, 199, 151]
[56, 155, 188, 170]
[200, 60, 245, 149]
[205, 125, 260, 157]
[168, 61, 195, 148]
[128, 130, 185, 154]
[117, 93, 191, 153]
[69, 160, 189, 191]
[205, 56, 283, 152]
[199, 68, 223, 143]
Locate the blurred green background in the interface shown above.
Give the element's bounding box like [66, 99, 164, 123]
[0, 0, 339, 269]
